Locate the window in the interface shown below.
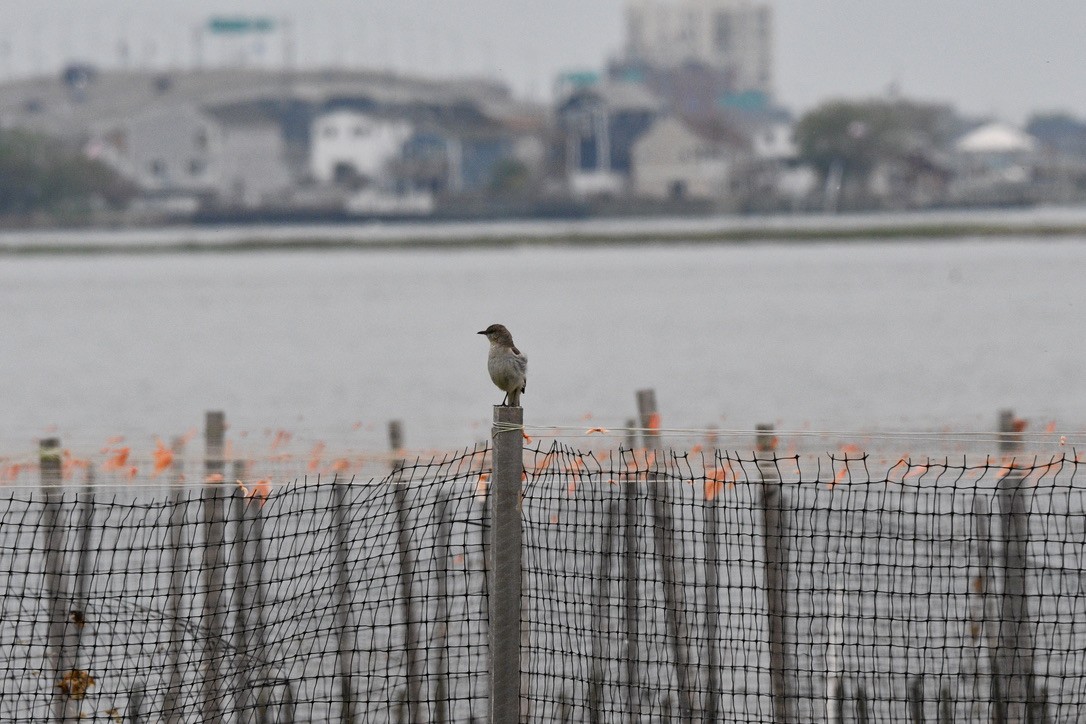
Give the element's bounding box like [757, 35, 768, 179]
[149, 159, 166, 177]
[188, 158, 206, 176]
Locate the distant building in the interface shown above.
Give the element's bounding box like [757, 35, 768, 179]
[557, 82, 663, 197]
[88, 103, 295, 210]
[206, 104, 294, 207]
[624, 0, 773, 97]
[949, 122, 1041, 205]
[631, 116, 740, 200]
[89, 105, 220, 199]
[309, 110, 413, 187]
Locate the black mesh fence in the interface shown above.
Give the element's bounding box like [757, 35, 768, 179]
[1, 439, 1083, 722]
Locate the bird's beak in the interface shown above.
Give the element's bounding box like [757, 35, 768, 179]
[477, 330, 487, 335]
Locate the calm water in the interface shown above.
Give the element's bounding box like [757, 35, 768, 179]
[2, 232, 1084, 456]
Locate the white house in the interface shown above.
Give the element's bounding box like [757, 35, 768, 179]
[88, 103, 294, 208]
[631, 116, 735, 200]
[211, 111, 294, 208]
[88, 105, 221, 196]
[309, 110, 413, 186]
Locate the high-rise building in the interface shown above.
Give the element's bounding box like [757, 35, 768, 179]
[624, 0, 772, 97]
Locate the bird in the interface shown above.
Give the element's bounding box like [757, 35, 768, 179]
[477, 324, 527, 407]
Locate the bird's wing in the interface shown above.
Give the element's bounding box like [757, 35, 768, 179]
[512, 350, 527, 390]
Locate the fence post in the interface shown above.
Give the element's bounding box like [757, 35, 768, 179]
[995, 410, 1034, 724]
[433, 489, 452, 724]
[164, 437, 187, 724]
[332, 477, 357, 724]
[637, 389, 696, 722]
[968, 493, 1000, 723]
[703, 451, 722, 723]
[489, 404, 524, 724]
[907, 675, 924, 723]
[231, 458, 269, 721]
[41, 437, 81, 722]
[391, 422, 423, 723]
[389, 420, 405, 472]
[756, 424, 792, 724]
[201, 411, 227, 724]
[622, 416, 642, 722]
[588, 495, 619, 723]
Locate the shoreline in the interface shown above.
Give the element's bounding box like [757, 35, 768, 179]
[3, 211, 1086, 255]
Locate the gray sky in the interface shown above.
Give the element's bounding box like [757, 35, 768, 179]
[1, 1, 1084, 123]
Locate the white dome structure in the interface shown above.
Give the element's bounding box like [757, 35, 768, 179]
[955, 122, 1038, 154]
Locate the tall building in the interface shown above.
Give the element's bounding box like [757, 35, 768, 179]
[624, 0, 772, 97]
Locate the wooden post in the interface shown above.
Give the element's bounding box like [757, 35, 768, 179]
[389, 420, 405, 473]
[996, 410, 1034, 724]
[588, 497, 619, 723]
[41, 437, 81, 723]
[160, 438, 186, 720]
[127, 687, 144, 724]
[245, 487, 271, 724]
[623, 418, 642, 721]
[938, 683, 953, 724]
[393, 452, 423, 721]
[71, 464, 94, 706]
[854, 682, 869, 724]
[826, 587, 845, 724]
[432, 490, 452, 724]
[232, 459, 268, 720]
[637, 390, 695, 722]
[968, 493, 1001, 723]
[332, 479, 357, 724]
[489, 404, 524, 724]
[703, 455, 722, 723]
[201, 412, 227, 724]
[163, 437, 187, 724]
[756, 424, 792, 724]
[907, 675, 924, 723]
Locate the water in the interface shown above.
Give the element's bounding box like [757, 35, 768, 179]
[2, 229, 1084, 459]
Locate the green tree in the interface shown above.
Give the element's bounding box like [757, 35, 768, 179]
[0, 129, 133, 217]
[794, 99, 949, 181]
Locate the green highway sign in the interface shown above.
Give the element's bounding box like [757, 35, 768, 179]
[207, 17, 276, 34]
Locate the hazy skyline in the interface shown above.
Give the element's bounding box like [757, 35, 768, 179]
[1, 1, 1084, 123]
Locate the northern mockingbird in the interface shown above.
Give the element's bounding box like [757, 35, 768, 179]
[478, 324, 527, 407]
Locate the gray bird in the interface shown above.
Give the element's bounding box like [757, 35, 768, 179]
[477, 324, 527, 407]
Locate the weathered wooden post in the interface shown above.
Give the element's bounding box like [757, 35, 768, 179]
[756, 424, 792, 724]
[588, 495, 619, 723]
[41, 437, 81, 722]
[826, 587, 845, 724]
[623, 417, 641, 721]
[995, 410, 1035, 724]
[163, 437, 187, 724]
[391, 422, 423, 722]
[389, 420, 406, 472]
[637, 389, 695, 722]
[703, 453, 722, 722]
[231, 458, 270, 721]
[854, 682, 870, 724]
[72, 464, 94, 692]
[907, 675, 924, 723]
[489, 404, 524, 724]
[332, 477, 357, 724]
[968, 493, 1002, 722]
[432, 489, 452, 724]
[201, 411, 227, 724]
[938, 683, 953, 724]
